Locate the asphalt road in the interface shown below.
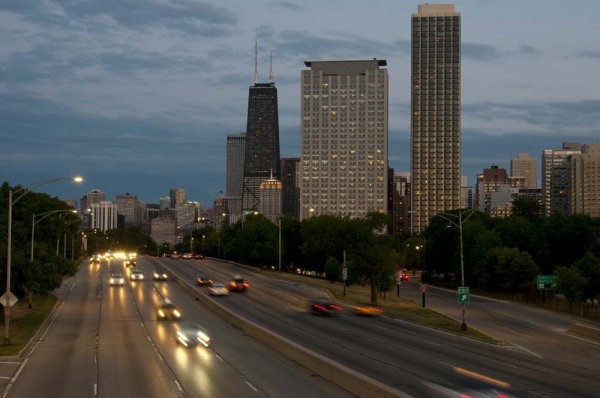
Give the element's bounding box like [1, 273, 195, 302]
[1, 257, 354, 398]
[162, 257, 600, 398]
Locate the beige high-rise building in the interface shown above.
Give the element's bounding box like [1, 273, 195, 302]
[569, 143, 600, 217]
[300, 59, 388, 219]
[259, 174, 282, 222]
[411, 4, 461, 233]
[511, 153, 537, 189]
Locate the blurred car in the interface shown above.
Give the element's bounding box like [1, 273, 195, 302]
[354, 306, 384, 316]
[196, 275, 213, 286]
[130, 268, 144, 281]
[228, 277, 249, 292]
[124, 259, 136, 267]
[175, 323, 211, 348]
[156, 299, 181, 320]
[194, 254, 204, 260]
[310, 301, 343, 316]
[208, 283, 228, 296]
[399, 269, 409, 282]
[181, 252, 193, 260]
[152, 270, 168, 281]
[170, 253, 180, 260]
[109, 273, 125, 286]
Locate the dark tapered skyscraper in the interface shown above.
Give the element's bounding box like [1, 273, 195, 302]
[242, 81, 281, 211]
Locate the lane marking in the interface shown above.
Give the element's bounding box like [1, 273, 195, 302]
[510, 343, 543, 359]
[174, 381, 183, 391]
[245, 381, 258, 392]
[94, 383, 97, 396]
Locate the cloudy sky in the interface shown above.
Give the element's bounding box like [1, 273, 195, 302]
[2, 0, 599, 207]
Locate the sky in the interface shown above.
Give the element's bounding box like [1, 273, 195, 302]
[1, 0, 599, 207]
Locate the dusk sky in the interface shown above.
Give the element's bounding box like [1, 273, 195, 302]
[2, 0, 599, 207]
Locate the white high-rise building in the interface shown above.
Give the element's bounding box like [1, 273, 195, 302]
[300, 59, 388, 219]
[90, 201, 118, 232]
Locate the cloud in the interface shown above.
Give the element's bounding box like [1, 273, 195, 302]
[462, 42, 501, 61]
[577, 49, 600, 59]
[518, 44, 542, 55]
[270, 2, 305, 12]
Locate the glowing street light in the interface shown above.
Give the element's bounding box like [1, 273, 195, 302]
[4, 176, 83, 344]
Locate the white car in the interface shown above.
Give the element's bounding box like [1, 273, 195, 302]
[208, 283, 228, 296]
[176, 323, 211, 347]
[130, 269, 144, 281]
[109, 273, 125, 286]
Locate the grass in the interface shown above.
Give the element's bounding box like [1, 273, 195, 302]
[0, 295, 58, 357]
[264, 270, 498, 343]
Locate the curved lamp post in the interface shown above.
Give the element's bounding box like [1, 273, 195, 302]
[31, 209, 78, 261]
[4, 176, 83, 344]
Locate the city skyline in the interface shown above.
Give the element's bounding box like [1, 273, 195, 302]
[1, 1, 599, 206]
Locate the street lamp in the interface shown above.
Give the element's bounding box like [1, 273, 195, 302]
[278, 218, 282, 273]
[4, 176, 83, 344]
[31, 209, 78, 261]
[433, 209, 478, 331]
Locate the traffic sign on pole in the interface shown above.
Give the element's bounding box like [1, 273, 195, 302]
[458, 287, 470, 303]
[0, 292, 19, 307]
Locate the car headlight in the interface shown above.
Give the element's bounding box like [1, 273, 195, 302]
[158, 310, 165, 317]
[173, 310, 181, 317]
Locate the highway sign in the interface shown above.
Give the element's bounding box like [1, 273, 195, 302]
[537, 275, 557, 290]
[0, 291, 19, 307]
[341, 267, 348, 281]
[458, 287, 470, 303]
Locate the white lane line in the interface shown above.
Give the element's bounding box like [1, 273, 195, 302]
[94, 383, 97, 396]
[510, 343, 543, 359]
[245, 381, 258, 392]
[563, 332, 600, 346]
[174, 381, 183, 391]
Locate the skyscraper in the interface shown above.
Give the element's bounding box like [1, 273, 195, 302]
[226, 133, 246, 216]
[242, 45, 281, 212]
[281, 158, 300, 218]
[259, 173, 282, 222]
[300, 60, 389, 219]
[411, 4, 461, 233]
[542, 142, 581, 216]
[511, 153, 537, 189]
[569, 143, 600, 217]
[170, 187, 186, 208]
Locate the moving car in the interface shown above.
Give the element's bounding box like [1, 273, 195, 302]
[399, 269, 409, 282]
[310, 301, 343, 316]
[194, 254, 204, 260]
[109, 273, 125, 286]
[156, 299, 181, 320]
[124, 259, 136, 267]
[228, 277, 249, 292]
[208, 283, 228, 296]
[175, 323, 211, 348]
[196, 275, 213, 286]
[354, 306, 384, 316]
[152, 270, 168, 281]
[130, 268, 144, 281]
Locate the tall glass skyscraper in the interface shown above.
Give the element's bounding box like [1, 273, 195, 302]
[242, 82, 281, 211]
[411, 4, 461, 233]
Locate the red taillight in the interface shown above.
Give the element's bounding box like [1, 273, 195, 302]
[330, 305, 343, 311]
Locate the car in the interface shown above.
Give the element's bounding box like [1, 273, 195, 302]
[196, 275, 213, 286]
[181, 252, 193, 259]
[124, 259, 136, 267]
[194, 254, 204, 260]
[130, 268, 144, 281]
[152, 270, 168, 281]
[399, 269, 409, 282]
[156, 299, 181, 320]
[310, 301, 343, 316]
[175, 323, 211, 348]
[109, 273, 125, 286]
[354, 306, 384, 316]
[228, 277, 249, 292]
[208, 283, 228, 296]
[170, 253, 180, 259]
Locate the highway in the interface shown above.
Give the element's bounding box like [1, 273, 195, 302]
[2, 257, 353, 398]
[159, 256, 600, 398]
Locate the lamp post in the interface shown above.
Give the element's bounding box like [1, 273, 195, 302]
[4, 176, 83, 344]
[278, 218, 282, 273]
[433, 209, 477, 331]
[31, 209, 78, 261]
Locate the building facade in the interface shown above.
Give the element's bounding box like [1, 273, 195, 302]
[410, 4, 461, 233]
[116, 192, 141, 226]
[569, 143, 600, 217]
[300, 59, 389, 219]
[542, 142, 581, 216]
[170, 187, 186, 209]
[258, 174, 282, 222]
[226, 133, 246, 216]
[281, 157, 300, 218]
[90, 201, 118, 232]
[242, 83, 281, 212]
[511, 152, 538, 189]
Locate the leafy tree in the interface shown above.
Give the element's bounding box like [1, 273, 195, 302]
[511, 197, 543, 222]
[324, 257, 340, 283]
[486, 247, 540, 292]
[555, 265, 587, 304]
[573, 252, 600, 305]
[545, 214, 595, 268]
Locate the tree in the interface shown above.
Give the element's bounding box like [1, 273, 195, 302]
[511, 197, 543, 222]
[486, 247, 540, 292]
[573, 252, 600, 305]
[555, 265, 587, 305]
[324, 257, 340, 283]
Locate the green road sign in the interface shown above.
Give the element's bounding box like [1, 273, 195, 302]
[537, 275, 557, 290]
[458, 287, 470, 303]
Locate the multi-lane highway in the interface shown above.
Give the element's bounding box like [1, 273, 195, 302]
[159, 256, 600, 398]
[1, 257, 354, 398]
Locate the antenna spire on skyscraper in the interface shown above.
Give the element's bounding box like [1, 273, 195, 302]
[269, 47, 274, 83]
[254, 29, 258, 84]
